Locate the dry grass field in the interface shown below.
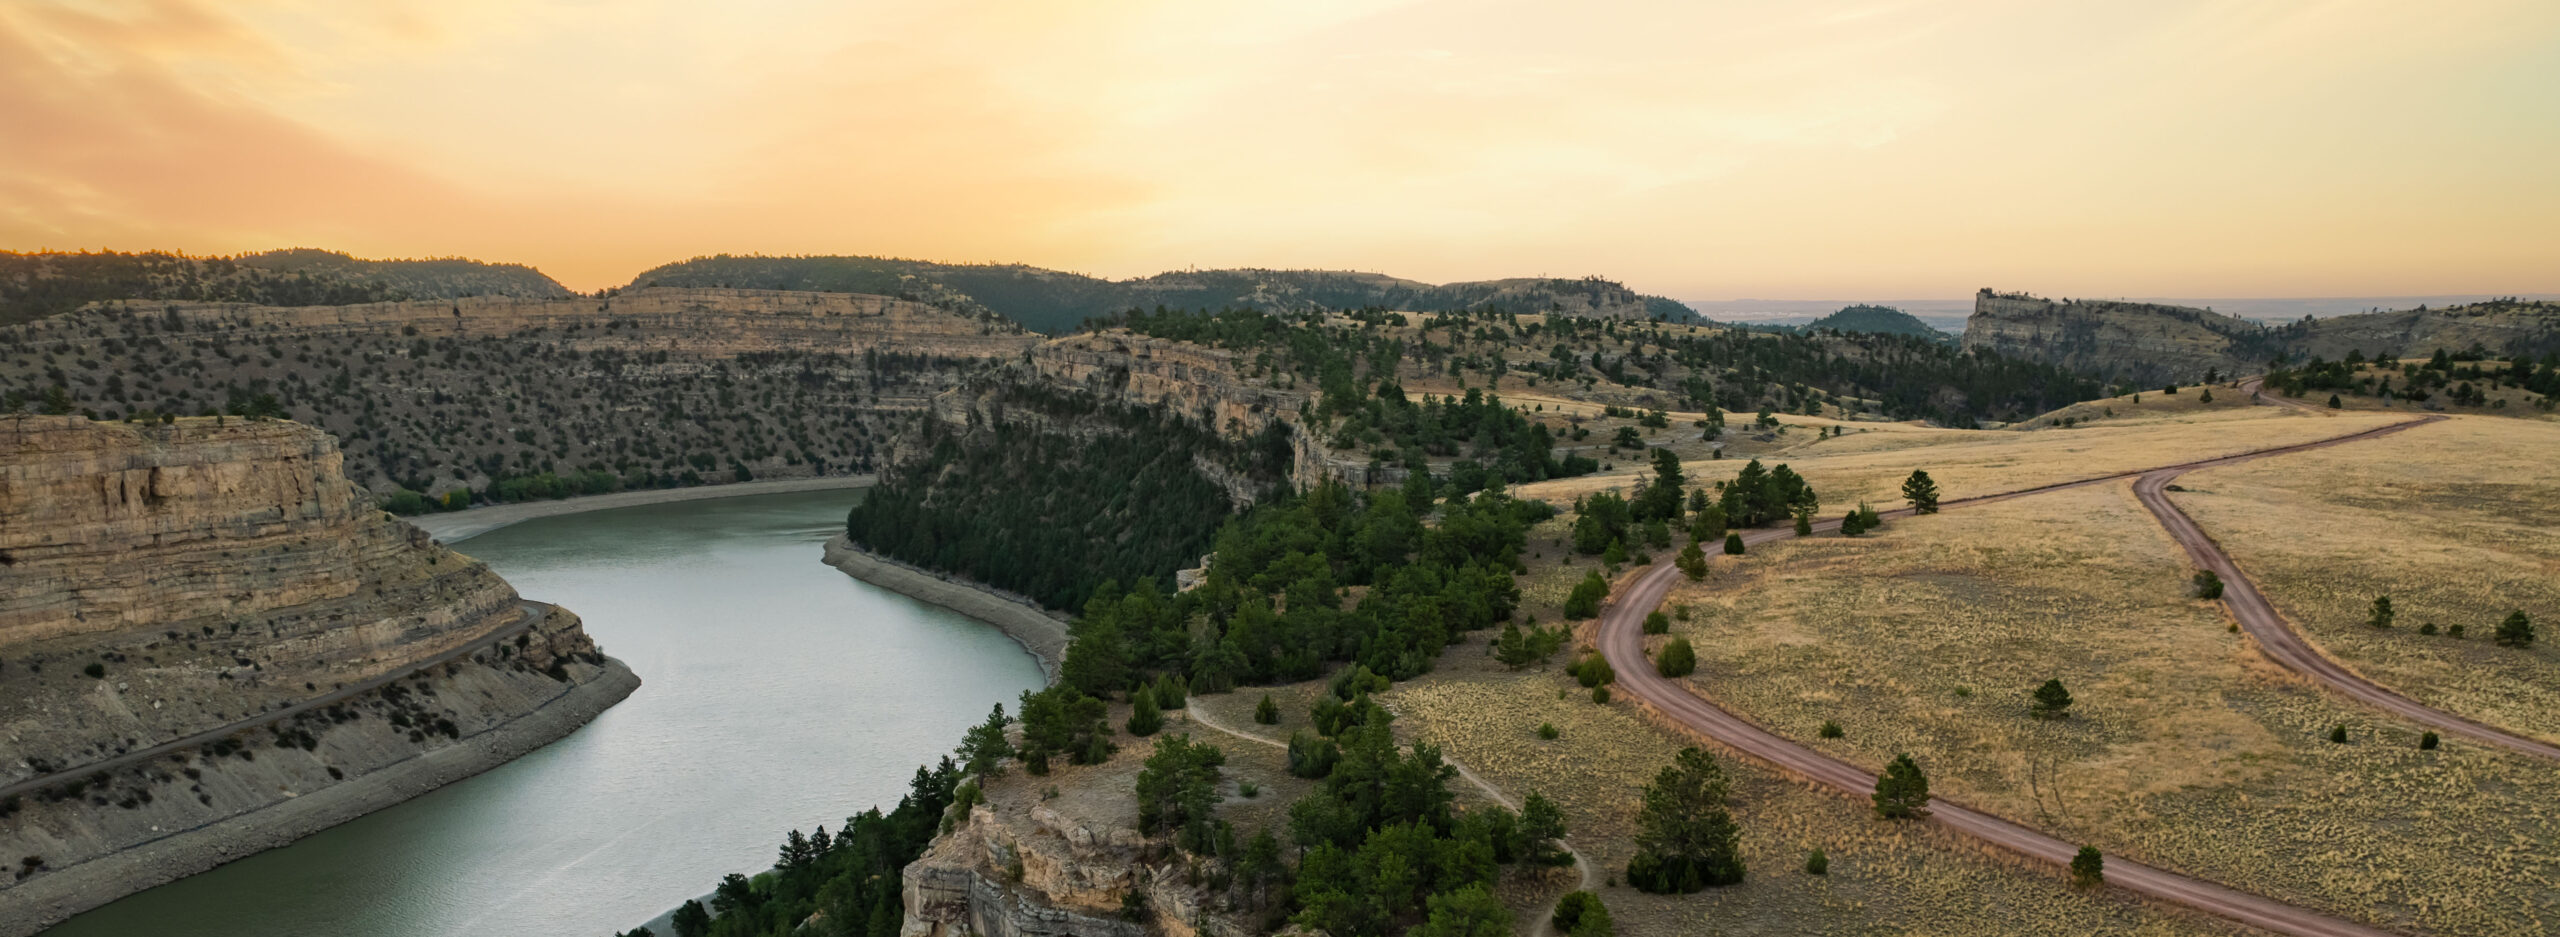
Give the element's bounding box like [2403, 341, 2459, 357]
[2173, 415, 2560, 743]
[1659, 483, 2560, 936]
[1387, 636, 2240, 937]
[1512, 406, 2408, 511]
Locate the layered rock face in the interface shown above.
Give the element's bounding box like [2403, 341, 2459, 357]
[902, 804, 1255, 937]
[2, 288, 1039, 494]
[1963, 290, 2560, 384]
[0, 415, 636, 935]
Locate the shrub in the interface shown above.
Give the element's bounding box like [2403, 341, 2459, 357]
[2192, 570, 2224, 599]
[2328, 724, 2349, 744]
[2495, 610, 2535, 648]
[2367, 595, 2395, 629]
[1253, 694, 1279, 725]
[2420, 731, 2440, 750]
[2450, 624, 2467, 639]
[1563, 571, 1610, 620]
[1285, 730, 1339, 779]
[1570, 653, 1616, 688]
[2070, 846, 2104, 887]
[2419, 621, 2438, 636]
[1538, 722, 1560, 740]
[1817, 720, 1844, 739]
[82, 663, 105, 679]
[1804, 848, 1829, 875]
[1723, 533, 1745, 556]
[1643, 611, 1670, 635]
[1655, 637, 1696, 678]
[1125, 689, 1163, 737]
[1552, 891, 1613, 937]
[1591, 685, 1611, 705]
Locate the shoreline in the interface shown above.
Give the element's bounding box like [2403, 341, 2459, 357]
[7, 659, 642, 937]
[409, 475, 878, 543]
[822, 534, 1068, 685]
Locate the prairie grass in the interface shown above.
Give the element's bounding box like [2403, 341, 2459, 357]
[1662, 482, 2560, 936]
[1389, 634, 2239, 937]
[2174, 414, 2560, 742]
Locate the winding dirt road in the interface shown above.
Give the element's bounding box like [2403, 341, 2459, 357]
[0, 600, 554, 803]
[1596, 416, 2471, 937]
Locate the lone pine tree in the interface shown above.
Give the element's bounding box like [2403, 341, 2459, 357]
[2031, 679, 2074, 719]
[1872, 753, 1931, 819]
[1901, 469, 1940, 513]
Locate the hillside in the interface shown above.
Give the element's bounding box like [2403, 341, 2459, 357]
[0, 250, 572, 326]
[0, 288, 1036, 504]
[1963, 289, 2560, 385]
[0, 415, 635, 936]
[627, 254, 1697, 333]
[1799, 304, 1949, 340]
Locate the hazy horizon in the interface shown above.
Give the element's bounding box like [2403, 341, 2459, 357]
[6, 1, 2557, 297]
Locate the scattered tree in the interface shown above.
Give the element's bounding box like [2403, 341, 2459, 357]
[2030, 679, 2073, 719]
[1804, 848, 1829, 875]
[1125, 687, 1164, 737]
[1724, 532, 1745, 556]
[2495, 610, 2535, 647]
[2420, 731, 2440, 750]
[1872, 753, 1931, 819]
[1818, 720, 1844, 739]
[2368, 595, 2394, 629]
[1551, 891, 1614, 937]
[959, 704, 1013, 779]
[1656, 637, 1697, 678]
[1901, 469, 1940, 513]
[1254, 694, 1280, 725]
[1563, 571, 1610, 620]
[1626, 747, 1747, 891]
[2192, 570, 2224, 599]
[1134, 734, 1226, 849]
[2329, 724, 2349, 744]
[1643, 611, 1671, 635]
[1676, 539, 1709, 580]
[2070, 846, 2104, 887]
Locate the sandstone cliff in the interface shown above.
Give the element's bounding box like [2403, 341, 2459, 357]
[2, 288, 1039, 496]
[1962, 290, 2560, 384]
[0, 415, 636, 936]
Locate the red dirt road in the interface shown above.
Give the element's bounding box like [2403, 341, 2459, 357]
[1597, 417, 2462, 937]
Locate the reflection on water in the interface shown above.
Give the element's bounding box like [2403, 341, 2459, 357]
[48, 489, 1043, 937]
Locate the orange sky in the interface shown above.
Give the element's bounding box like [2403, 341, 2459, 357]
[4, 0, 2555, 297]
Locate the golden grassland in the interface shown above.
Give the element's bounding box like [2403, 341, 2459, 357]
[1512, 406, 2409, 511]
[2173, 415, 2560, 743]
[1662, 483, 2560, 936]
[1374, 509, 2239, 935]
[1386, 633, 2239, 937]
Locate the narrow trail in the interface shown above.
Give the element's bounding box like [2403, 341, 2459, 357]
[1595, 414, 2461, 937]
[0, 601, 552, 802]
[1180, 700, 1597, 937]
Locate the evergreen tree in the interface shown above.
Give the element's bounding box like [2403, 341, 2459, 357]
[2070, 846, 2104, 887]
[1643, 611, 1671, 635]
[1125, 687, 1164, 737]
[2368, 595, 2394, 629]
[1676, 539, 1709, 580]
[2327, 394, 2342, 408]
[1519, 791, 1569, 865]
[1255, 693, 1281, 725]
[2031, 679, 2073, 719]
[1656, 637, 1697, 678]
[1412, 885, 1511, 937]
[1872, 753, 1931, 819]
[2329, 724, 2349, 744]
[2420, 731, 2440, 750]
[1690, 503, 1728, 542]
[2495, 609, 2535, 647]
[1724, 532, 1745, 556]
[2192, 570, 2224, 599]
[1550, 891, 1614, 936]
[1134, 734, 1226, 848]
[672, 900, 710, 937]
[959, 704, 1013, 779]
[1563, 571, 1610, 620]
[1625, 747, 1747, 892]
[1804, 848, 1829, 875]
[1793, 507, 1814, 536]
[1901, 469, 1940, 514]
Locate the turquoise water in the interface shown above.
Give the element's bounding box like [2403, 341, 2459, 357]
[46, 489, 1044, 937]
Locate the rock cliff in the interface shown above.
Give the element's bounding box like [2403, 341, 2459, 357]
[0, 415, 636, 936]
[1963, 290, 2560, 384]
[900, 789, 1258, 937]
[2, 288, 1039, 496]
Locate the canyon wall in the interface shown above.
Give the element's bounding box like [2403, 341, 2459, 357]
[2, 288, 1039, 495]
[1963, 290, 2560, 384]
[0, 415, 636, 936]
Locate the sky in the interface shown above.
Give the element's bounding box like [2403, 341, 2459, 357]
[4, 0, 2556, 297]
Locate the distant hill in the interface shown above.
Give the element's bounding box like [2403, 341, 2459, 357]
[1964, 289, 2560, 384]
[0, 249, 570, 325]
[1804, 304, 1950, 341]
[627, 254, 1698, 333]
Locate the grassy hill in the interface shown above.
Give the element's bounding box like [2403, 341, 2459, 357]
[1804, 304, 1950, 341]
[627, 254, 1698, 333]
[0, 249, 570, 326]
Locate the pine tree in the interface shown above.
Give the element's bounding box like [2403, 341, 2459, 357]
[2192, 570, 2224, 599]
[2495, 610, 2535, 647]
[2328, 724, 2348, 744]
[1564, 571, 1610, 620]
[1655, 637, 1697, 678]
[2031, 679, 2073, 719]
[1901, 469, 1940, 514]
[1872, 753, 1930, 819]
[1676, 539, 1709, 580]
[1793, 507, 1813, 536]
[1126, 688, 1163, 737]
[2420, 731, 2440, 750]
[1838, 508, 1865, 536]
[1804, 848, 1828, 875]
[2199, 388, 2214, 403]
[2368, 595, 2394, 629]
[1724, 532, 1745, 556]
[959, 704, 1013, 779]
[2070, 846, 2104, 887]
[1254, 693, 1280, 725]
[1626, 747, 1747, 892]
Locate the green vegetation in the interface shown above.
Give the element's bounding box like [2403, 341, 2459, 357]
[1804, 848, 1829, 875]
[1802, 305, 1948, 341]
[1655, 637, 1697, 678]
[1550, 890, 1615, 937]
[2369, 595, 2396, 629]
[2496, 609, 2536, 647]
[0, 248, 567, 325]
[1872, 753, 1931, 819]
[1903, 469, 1940, 513]
[2193, 570, 2225, 599]
[2071, 846, 2104, 887]
[1493, 621, 1567, 669]
[2030, 679, 2074, 719]
[1133, 734, 1226, 850]
[1625, 747, 1747, 892]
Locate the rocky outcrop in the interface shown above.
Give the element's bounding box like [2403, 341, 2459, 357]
[900, 803, 1255, 937]
[0, 415, 635, 935]
[3, 288, 1040, 493]
[1963, 290, 2560, 384]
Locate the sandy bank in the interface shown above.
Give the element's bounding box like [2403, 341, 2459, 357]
[409, 475, 878, 543]
[823, 535, 1068, 685]
[4, 659, 642, 937]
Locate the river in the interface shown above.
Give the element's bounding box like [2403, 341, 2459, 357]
[45, 489, 1045, 937]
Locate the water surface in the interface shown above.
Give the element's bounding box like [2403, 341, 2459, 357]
[48, 489, 1043, 937]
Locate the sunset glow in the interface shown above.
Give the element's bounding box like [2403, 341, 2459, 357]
[6, 0, 2555, 296]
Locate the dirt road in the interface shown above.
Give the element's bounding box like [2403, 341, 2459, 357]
[1595, 418, 2459, 937]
